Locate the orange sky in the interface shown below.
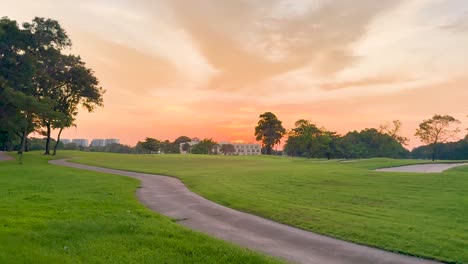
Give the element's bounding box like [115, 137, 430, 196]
[3, 0, 468, 148]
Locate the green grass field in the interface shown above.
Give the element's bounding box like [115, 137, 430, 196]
[67, 151, 468, 263]
[0, 153, 279, 264]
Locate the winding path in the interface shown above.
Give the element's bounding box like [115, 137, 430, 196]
[375, 163, 467, 173]
[47, 158, 439, 264]
[0, 152, 13, 161]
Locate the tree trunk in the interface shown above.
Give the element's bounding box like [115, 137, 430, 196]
[19, 124, 28, 164]
[44, 123, 51, 155]
[53, 127, 64, 155]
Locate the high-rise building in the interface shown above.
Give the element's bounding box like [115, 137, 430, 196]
[90, 139, 106, 147]
[105, 139, 120, 145]
[72, 139, 89, 147]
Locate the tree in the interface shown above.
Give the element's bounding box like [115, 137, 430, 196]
[191, 139, 217, 154]
[50, 54, 104, 155]
[334, 129, 409, 159]
[22, 17, 72, 155]
[254, 112, 286, 155]
[415, 114, 461, 161]
[284, 119, 321, 158]
[0, 17, 41, 159]
[379, 120, 409, 146]
[22, 18, 104, 155]
[140, 137, 161, 153]
[181, 142, 191, 153]
[172, 136, 191, 153]
[0, 17, 104, 158]
[220, 144, 236, 155]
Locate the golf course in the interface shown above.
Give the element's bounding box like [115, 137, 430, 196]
[2, 151, 467, 263]
[0, 152, 278, 264]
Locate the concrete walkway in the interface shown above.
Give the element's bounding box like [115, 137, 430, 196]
[49, 159, 438, 264]
[0, 152, 13, 161]
[376, 163, 467, 173]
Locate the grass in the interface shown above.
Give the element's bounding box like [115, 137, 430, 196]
[68, 151, 468, 263]
[0, 152, 279, 264]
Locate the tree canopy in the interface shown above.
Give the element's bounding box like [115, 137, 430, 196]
[415, 114, 461, 161]
[254, 112, 286, 155]
[0, 16, 104, 159]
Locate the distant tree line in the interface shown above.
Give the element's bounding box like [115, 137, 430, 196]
[0, 17, 104, 162]
[255, 112, 465, 160]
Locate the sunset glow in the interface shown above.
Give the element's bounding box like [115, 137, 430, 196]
[3, 0, 468, 148]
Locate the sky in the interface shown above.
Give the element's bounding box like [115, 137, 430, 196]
[2, 0, 468, 148]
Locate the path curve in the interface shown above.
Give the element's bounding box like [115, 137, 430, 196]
[0, 152, 13, 161]
[375, 163, 467, 173]
[49, 158, 438, 264]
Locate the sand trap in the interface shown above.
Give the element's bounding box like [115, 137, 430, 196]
[376, 163, 467, 173]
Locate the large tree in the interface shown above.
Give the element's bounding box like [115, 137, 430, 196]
[0, 17, 104, 157]
[50, 54, 104, 155]
[191, 139, 217, 154]
[0, 17, 50, 159]
[379, 120, 409, 146]
[284, 119, 339, 159]
[140, 137, 161, 154]
[220, 144, 236, 155]
[22, 18, 104, 155]
[254, 112, 286, 155]
[415, 114, 461, 161]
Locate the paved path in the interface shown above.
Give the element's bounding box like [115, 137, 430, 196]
[0, 152, 13, 161]
[376, 163, 467, 173]
[49, 159, 438, 264]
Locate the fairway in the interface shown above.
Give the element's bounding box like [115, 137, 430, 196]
[0, 153, 278, 264]
[69, 151, 468, 263]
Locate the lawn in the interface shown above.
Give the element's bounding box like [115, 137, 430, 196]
[0, 153, 279, 264]
[69, 151, 468, 263]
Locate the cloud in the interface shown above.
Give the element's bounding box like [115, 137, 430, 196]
[158, 0, 400, 92]
[319, 76, 414, 91]
[440, 11, 468, 32]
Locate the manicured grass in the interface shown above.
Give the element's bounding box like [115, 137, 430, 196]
[0, 153, 279, 264]
[71, 151, 468, 263]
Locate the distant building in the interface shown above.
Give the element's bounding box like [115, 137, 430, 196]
[180, 139, 261, 155]
[225, 142, 261, 156]
[72, 139, 89, 147]
[61, 139, 71, 144]
[179, 138, 201, 154]
[105, 139, 120, 145]
[90, 139, 106, 147]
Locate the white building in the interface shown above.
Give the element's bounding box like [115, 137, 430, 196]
[105, 139, 120, 145]
[90, 139, 106, 147]
[180, 138, 261, 155]
[90, 138, 120, 147]
[225, 142, 261, 156]
[72, 139, 89, 147]
[61, 139, 71, 144]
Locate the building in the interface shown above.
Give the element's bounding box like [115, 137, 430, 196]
[180, 138, 261, 155]
[90, 139, 106, 147]
[105, 139, 120, 145]
[226, 142, 261, 156]
[179, 138, 200, 154]
[61, 139, 71, 144]
[72, 139, 89, 147]
[90, 138, 121, 147]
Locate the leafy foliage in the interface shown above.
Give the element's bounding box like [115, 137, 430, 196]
[191, 138, 218, 154]
[254, 112, 286, 155]
[415, 114, 461, 161]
